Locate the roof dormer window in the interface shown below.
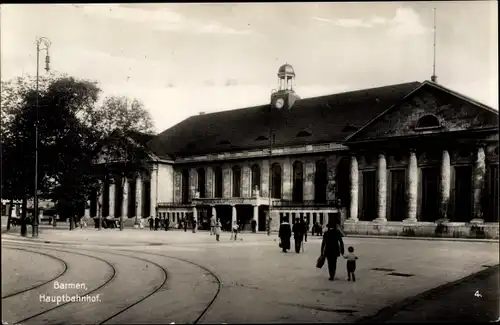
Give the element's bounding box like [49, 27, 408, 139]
[296, 130, 312, 138]
[415, 114, 441, 130]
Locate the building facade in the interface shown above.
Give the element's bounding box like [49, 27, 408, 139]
[89, 65, 499, 238]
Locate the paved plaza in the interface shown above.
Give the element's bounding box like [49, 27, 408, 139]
[1, 225, 499, 324]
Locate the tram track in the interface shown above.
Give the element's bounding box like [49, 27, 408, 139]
[2, 241, 222, 324]
[1, 246, 69, 299]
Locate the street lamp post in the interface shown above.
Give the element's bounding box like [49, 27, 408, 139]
[33, 36, 51, 238]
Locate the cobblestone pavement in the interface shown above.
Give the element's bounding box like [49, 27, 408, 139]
[1, 229, 498, 324]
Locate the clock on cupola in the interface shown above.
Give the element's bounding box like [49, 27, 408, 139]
[270, 63, 300, 111]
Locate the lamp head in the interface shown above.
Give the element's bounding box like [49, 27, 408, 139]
[45, 53, 50, 72]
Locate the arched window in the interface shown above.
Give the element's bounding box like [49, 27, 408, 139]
[214, 166, 223, 198]
[416, 115, 440, 128]
[251, 164, 261, 193]
[232, 166, 241, 197]
[292, 161, 304, 202]
[197, 168, 206, 198]
[182, 170, 190, 203]
[315, 160, 328, 203]
[271, 163, 282, 199]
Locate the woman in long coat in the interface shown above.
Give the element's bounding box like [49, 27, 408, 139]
[278, 220, 292, 253]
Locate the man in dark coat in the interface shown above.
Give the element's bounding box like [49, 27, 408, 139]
[278, 220, 292, 253]
[251, 219, 257, 233]
[183, 217, 188, 232]
[292, 218, 305, 253]
[300, 218, 308, 242]
[321, 222, 345, 281]
[149, 216, 154, 230]
[154, 215, 160, 231]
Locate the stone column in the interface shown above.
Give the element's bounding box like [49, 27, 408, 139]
[242, 166, 251, 198]
[473, 146, 486, 220]
[304, 161, 315, 201]
[232, 205, 237, 225]
[192, 206, 198, 232]
[206, 167, 214, 198]
[282, 159, 292, 200]
[84, 200, 91, 218]
[98, 181, 104, 218]
[109, 181, 115, 218]
[136, 174, 143, 218]
[122, 177, 129, 218]
[253, 205, 259, 231]
[261, 160, 270, 197]
[348, 155, 359, 222]
[376, 153, 387, 222]
[151, 166, 158, 217]
[405, 150, 418, 223]
[211, 205, 217, 220]
[189, 168, 198, 201]
[440, 150, 451, 219]
[223, 166, 231, 198]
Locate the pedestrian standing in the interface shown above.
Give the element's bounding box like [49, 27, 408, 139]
[210, 215, 216, 235]
[251, 219, 257, 233]
[215, 219, 222, 241]
[278, 219, 292, 253]
[300, 218, 308, 243]
[192, 216, 197, 233]
[343, 246, 358, 281]
[230, 221, 239, 240]
[154, 215, 160, 231]
[149, 216, 154, 230]
[165, 218, 169, 231]
[320, 223, 345, 281]
[183, 217, 188, 232]
[292, 218, 305, 253]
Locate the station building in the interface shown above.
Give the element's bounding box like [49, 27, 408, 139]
[89, 64, 499, 238]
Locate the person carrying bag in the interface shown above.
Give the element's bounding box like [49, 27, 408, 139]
[316, 243, 326, 268]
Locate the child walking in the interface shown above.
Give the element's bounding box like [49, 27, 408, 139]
[230, 221, 239, 241]
[343, 246, 358, 281]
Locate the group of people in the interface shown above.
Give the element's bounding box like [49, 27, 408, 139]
[148, 215, 170, 231]
[209, 216, 242, 241]
[279, 218, 359, 282]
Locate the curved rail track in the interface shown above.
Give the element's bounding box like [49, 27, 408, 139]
[2, 240, 222, 324]
[1, 246, 69, 299]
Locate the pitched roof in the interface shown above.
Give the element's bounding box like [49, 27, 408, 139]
[345, 81, 499, 143]
[147, 82, 421, 158]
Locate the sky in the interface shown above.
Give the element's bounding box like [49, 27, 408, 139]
[1, 2, 498, 133]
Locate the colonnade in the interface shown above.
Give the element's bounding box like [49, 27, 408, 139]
[346, 147, 487, 223]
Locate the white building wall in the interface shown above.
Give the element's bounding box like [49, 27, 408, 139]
[157, 163, 175, 203]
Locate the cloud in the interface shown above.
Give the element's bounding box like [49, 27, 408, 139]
[312, 7, 429, 37]
[81, 4, 252, 35]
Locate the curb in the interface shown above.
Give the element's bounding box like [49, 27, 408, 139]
[355, 264, 500, 323]
[345, 234, 498, 244]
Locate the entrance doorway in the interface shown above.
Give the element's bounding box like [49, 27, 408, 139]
[362, 171, 376, 221]
[258, 206, 267, 231]
[421, 167, 439, 222]
[454, 166, 472, 222]
[216, 206, 232, 231]
[390, 170, 406, 221]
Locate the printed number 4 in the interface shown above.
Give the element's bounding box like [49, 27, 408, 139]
[475, 290, 483, 298]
